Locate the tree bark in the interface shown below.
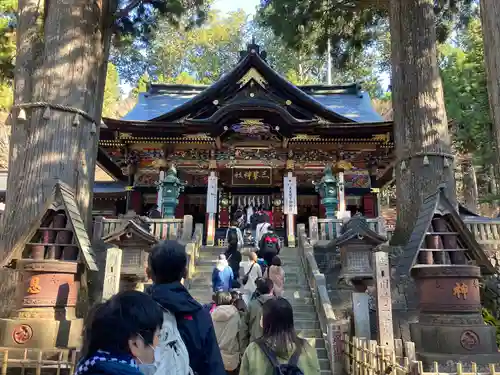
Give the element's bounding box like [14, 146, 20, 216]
[480, 0, 500, 195]
[389, 0, 456, 246]
[461, 155, 478, 213]
[1, 0, 116, 265]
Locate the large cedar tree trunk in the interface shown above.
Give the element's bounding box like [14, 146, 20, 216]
[389, 0, 456, 246]
[480, 0, 500, 194]
[0, 0, 116, 313]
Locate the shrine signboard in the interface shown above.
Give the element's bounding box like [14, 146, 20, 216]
[231, 168, 272, 186]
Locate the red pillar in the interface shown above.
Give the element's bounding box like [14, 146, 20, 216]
[175, 194, 185, 218]
[131, 191, 142, 214]
[363, 194, 376, 218]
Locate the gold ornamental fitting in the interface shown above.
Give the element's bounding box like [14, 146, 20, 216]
[334, 160, 352, 172]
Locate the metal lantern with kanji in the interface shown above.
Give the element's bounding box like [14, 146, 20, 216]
[159, 165, 186, 218]
[335, 214, 387, 290]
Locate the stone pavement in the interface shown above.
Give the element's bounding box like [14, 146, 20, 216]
[187, 246, 332, 375]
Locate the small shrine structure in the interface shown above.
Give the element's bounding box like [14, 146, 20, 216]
[397, 185, 500, 368]
[0, 181, 97, 349]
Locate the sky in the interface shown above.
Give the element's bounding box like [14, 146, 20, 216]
[212, 0, 260, 16]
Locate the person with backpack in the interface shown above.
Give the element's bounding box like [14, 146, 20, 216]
[76, 291, 163, 375]
[240, 251, 263, 301]
[255, 217, 271, 249]
[264, 256, 285, 297]
[239, 297, 320, 375]
[225, 232, 242, 288]
[147, 240, 226, 375]
[225, 220, 244, 248]
[240, 278, 274, 350]
[210, 292, 242, 375]
[258, 226, 281, 267]
[212, 254, 234, 293]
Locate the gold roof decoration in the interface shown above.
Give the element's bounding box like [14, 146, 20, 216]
[372, 133, 390, 143]
[152, 159, 168, 169]
[238, 68, 267, 88]
[119, 132, 133, 139]
[291, 134, 321, 140]
[335, 160, 353, 171]
[240, 119, 264, 126]
[182, 133, 212, 139]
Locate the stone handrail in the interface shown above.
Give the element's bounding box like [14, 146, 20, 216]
[297, 223, 349, 374]
[185, 223, 203, 287]
[308, 216, 387, 243]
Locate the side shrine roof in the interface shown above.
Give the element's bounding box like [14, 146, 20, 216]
[119, 44, 384, 124]
[395, 185, 495, 277]
[102, 219, 158, 246]
[333, 213, 387, 246]
[1, 181, 98, 271]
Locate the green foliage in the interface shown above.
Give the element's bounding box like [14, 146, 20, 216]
[115, 9, 247, 85]
[482, 308, 500, 348]
[440, 18, 491, 161]
[257, 0, 476, 68]
[102, 63, 122, 118]
[0, 0, 16, 81]
[0, 82, 12, 111]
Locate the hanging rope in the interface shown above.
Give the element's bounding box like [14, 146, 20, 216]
[10, 102, 101, 134]
[12, 102, 100, 123]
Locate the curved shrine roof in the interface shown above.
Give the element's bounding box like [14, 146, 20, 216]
[121, 84, 384, 123]
[116, 44, 385, 125]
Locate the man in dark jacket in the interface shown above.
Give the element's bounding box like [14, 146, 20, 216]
[147, 240, 225, 375]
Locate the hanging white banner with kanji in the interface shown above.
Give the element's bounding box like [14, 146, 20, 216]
[206, 172, 218, 214]
[283, 173, 297, 215]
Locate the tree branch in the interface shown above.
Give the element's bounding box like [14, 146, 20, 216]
[113, 0, 150, 21]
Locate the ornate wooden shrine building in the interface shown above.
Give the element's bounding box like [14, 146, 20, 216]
[96, 42, 394, 243]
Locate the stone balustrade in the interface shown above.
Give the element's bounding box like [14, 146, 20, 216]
[296, 223, 349, 374]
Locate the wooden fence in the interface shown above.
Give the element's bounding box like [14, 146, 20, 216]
[0, 348, 80, 375]
[344, 335, 500, 375]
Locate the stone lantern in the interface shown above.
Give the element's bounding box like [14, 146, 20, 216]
[315, 164, 338, 219]
[158, 165, 185, 218]
[335, 214, 387, 291]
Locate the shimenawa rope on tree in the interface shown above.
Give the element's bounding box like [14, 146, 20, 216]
[10, 102, 105, 134]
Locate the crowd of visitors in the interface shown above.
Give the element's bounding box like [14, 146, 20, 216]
[79, 214, 320, 375]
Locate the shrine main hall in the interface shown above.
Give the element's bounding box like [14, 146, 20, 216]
[92, 42, 394, 244]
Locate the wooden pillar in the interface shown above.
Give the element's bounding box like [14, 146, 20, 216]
[156, 170, 165, 209]
[206, 168, 218, 247]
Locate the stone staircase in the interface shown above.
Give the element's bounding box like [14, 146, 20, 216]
[187, 246, 332, 375]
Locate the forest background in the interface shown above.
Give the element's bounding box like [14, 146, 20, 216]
[0, 0, 493, 215]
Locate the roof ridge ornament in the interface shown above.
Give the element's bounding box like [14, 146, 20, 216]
[239, 39, 268, 61]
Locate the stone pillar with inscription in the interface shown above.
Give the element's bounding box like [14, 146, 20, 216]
[283, 167, 297, 248]
[206, 166, 218, 247]
[373, 250, 394, 351]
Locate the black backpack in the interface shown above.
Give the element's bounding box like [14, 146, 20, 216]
[256, 340, 304, 375]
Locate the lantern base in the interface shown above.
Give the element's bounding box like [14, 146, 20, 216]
[0, 315, 83, 348]
[410, 321, 498, 356]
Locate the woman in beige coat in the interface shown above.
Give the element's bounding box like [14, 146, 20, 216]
[264, 256, 285, 297]
[211, 292, 242, 375]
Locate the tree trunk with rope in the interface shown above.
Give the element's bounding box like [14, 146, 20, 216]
[480, 0, 500, 196]
[389, 0, 456, 246]
[0, 0, 116, 315]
